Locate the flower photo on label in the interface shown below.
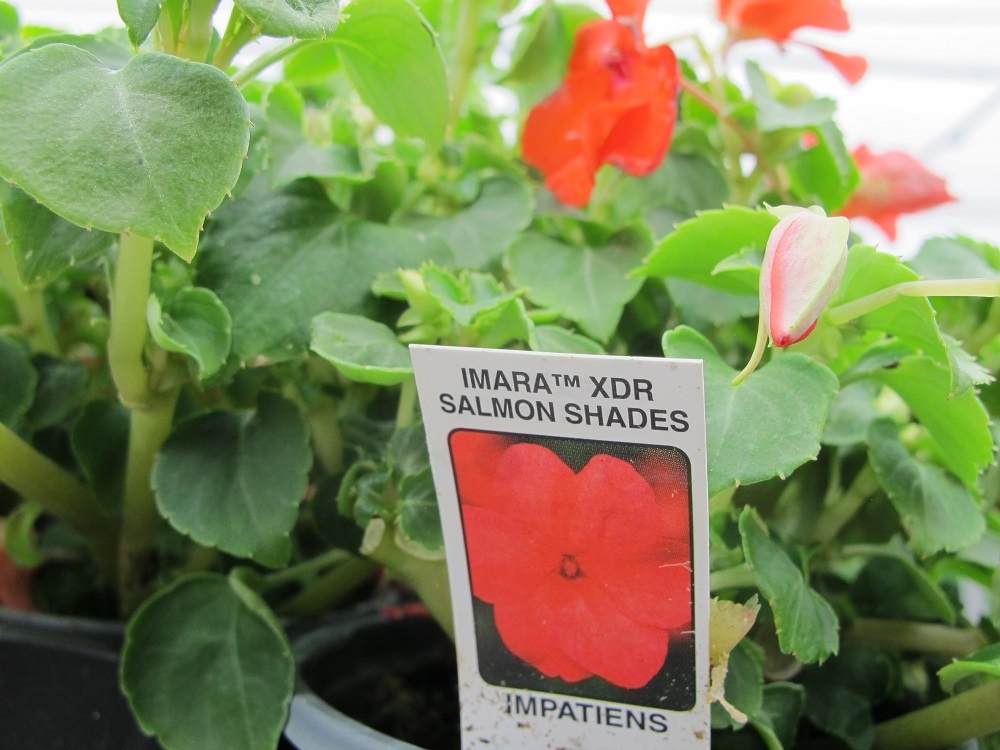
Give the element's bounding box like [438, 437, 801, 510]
[449, 430, 694, 707]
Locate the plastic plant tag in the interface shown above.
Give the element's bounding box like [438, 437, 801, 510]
[410, 345, 710, 749]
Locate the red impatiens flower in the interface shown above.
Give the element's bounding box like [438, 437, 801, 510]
[718, 0, 867, 84]
[521, 0, 679, 208]
[839, 145, 957, 240]
[451, 431, 692, 689]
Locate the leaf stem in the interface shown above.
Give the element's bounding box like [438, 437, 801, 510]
[874, 680, 1000, 750]
[230, 39, 306, 88]
[827, 278, 1000, 326]
[306, 395, 344, 474]
[260, 548, 353, 591]
[213, 6, 258, 70]
[0, 232, 59, 354]
[710, 562, 756, 591]
[277, 556, 378, 618]
[395, 378, 417, 430]
[447, 0, 482, 134]
[179, 0, 221, 63]
[847, 618, 987, 659]
[108, 233, 154, 410]
[810, 463, 879, 546]
[0, 421, 116, 577]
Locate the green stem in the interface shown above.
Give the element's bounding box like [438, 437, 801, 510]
[0, 421, 116, 577]
[230, 39, 306, 88]
[447, 0, 482, 134]
[277, 556, 378, 618]
[811, 464, 879, 546]
[710, 562, 756, 591]
[108, 233, 154, 410]
[874, 680, 1000, 750]
[395, 378, 417, 430]
[307, 395, 344, 474]
[180, 0, 221, 62]
[0, 233, 59, 354]
[364, 519, 454, 640]
[212, 6, 258, 69]
[259, 547, 352, 591]
[118, 386, 180, 614]
[847, 618, 987, 659]
[827, 279, 1000, 327]
[732, 311, 767, 385]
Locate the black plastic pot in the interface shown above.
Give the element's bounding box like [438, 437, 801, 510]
[283, 606, 459, 750]
[0, 607, 160, 750]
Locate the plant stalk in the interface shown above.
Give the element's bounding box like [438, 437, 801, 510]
[277, 556, 378, 618]
[0, 421, 116, 577]
[230, 39, 305, 88]
[874, 680, 1000, 750]
[710, 562, 756, 591]
[827, 278, 1000, 326]
[447, 0, 482, 133]
[179, 0, 221, 63]
[811, 464, 879, 546]
[395, 378, 417, 430]
[107, 233, 155, 410]
[847, 618, 987, 659]
[212, 6, 258, 69]
[0, 232, 59, 354]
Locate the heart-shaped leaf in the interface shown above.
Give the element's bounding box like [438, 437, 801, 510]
[235, 0, 341, 38]
[121, 574, 294, 750]
[395, 467, 443, 558]
[310, 312, 413, 385]
[147, 287, 232, 379]
[152, 392, 311, 567]
[663, 326, 838, 496]
[0, 45, 250, 261]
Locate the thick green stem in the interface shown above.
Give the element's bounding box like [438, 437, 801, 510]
[447, 0, 482, 133]
[364, 520, 454, 640]
[827, 278, 1000, 327]
[395, 378, 417, 430]
[108, 233, 154, 410]
[212, 6, 258, 69]
[0, 421, 116, 576]
[307, 395, 344, 474]
[260, 548, 352, 591]
[710, 562, 756, 591]
[848, 618, 987, 658]
[277, 556, 378, 618]
[230, 39, 305, 87]
[811, 464, 879, 546]
[118, 386, 180, 614]
[179, 0, 221, 62]
[874, 680, 1000, 750]
[0, 233, 59, 354]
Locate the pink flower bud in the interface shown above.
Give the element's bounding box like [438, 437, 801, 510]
[761, 205, 849, 347]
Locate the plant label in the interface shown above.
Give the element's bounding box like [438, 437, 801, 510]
[411, 345, 710, 749]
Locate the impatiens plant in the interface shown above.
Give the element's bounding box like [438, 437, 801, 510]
[0, 0, 998, 749]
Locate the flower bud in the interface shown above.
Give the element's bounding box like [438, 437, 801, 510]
[761, 205, 849, 347]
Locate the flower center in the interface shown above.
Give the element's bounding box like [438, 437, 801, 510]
[559, 553, 584, 580]
[602, 50, 632, 86]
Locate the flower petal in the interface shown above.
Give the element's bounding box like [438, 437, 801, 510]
[462, 505, 553, 605]
[720, 0, 850, 43]
[812, 46, 867, 84]
[449, 431, 511, 508]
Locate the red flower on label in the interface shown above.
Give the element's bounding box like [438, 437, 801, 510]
[718, 0, 867, 83]
[451, 432, 691, 689]
[839, 145, 957, 240]
[521, 0, 678, 207]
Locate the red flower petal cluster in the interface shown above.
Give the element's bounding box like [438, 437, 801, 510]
[718, 0, 867, 84]
[521, 0, 678, 208]
[839, 145, 957, 240]
[451, 431, 691, 689]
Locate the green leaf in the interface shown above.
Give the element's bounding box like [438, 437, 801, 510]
[3, 500, 45, 566]
[506, 226, 649, 342]
[803, 685, 872, 750]
[822, 381, 880, 446]
[939, 643, 1000, 693]
[12, 33, 135, 70]
[868, 419, 985, 554]
[332, 0, 447, 147]
[311, 475, 365, 552]
[944, 333, 994, 399]
[24, 355, 87, 430]
[529, 324, 604, 355]
[473, 298, 533, 349]
[641, 206, 777, 294]
[422, 265, 515, 326]
[787, 120, 858, 212]
[310, 312, 413, 385]
[265, 82, 366, 188]
[871, 356, 994, 487]
[197, 178, 451, 364]
[395, 466, 443, 557]
[0, 334, 36, 427]
[746, 62, 836, 132]
[909, 236, 1000, 280]
[712, 638, 764, 730]
[234, 0, 340, 38]
[396, 175, 533, 269]
[751, 683, 806, 750]
[283, 39, 342, 83]
[117, 0, 164, 47]
[0, 186, 114, 286]
[667, 279, 758, 328]
[833, 246, 948, 368]
[121, 574, 294, 750]
[152, 392, 311, 567]
[0, 46, 250, 261]
[739, 507, 839, 663]
[71, 399, 130, 515]
[663, 326, 838, 496]
[147, 287, 232, 380]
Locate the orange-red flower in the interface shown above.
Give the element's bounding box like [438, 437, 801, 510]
[451, 431, 691, 689]
[839, 145, 957, 239]
[521, 1, 678, 207]
[718, 0, 867, 84]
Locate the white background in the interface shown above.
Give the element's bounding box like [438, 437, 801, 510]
[15, 0, 1000, 258]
